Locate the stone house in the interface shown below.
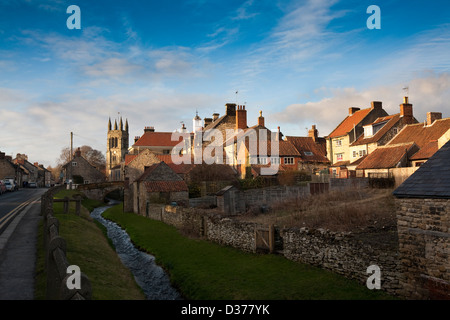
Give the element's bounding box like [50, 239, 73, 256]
[62, 148, 105, 184]
[0, 151, 26, 186]
[325, 101, 389, 165]
[349, 98, 418, 164]
[128, 126, 184, 156]
[355, 112, 450, 180]
[133, 161, 188, 215]
[393, 140, 450, 299]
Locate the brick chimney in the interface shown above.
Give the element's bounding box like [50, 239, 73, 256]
[134, 136, 140, 143]
[144, 126, 155, 133]
[75, 148, 81, 157]
[212, 113, 219, 121]
[427, 112, 442, 126]
[225, 103, 236, 116]
[236, 105, 247, 130]
[371, 101, 382, 109]
[308, 125, 318, 142]
[0, 152, 5, 159]
[400, 97, 414, 124]
[258, 110, 265, 127]
[204, 117, 212, 127]
[349, 107, 360, 115]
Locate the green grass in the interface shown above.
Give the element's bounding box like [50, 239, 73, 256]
[103, 204, 395, 300]
[35, 190, 145, 300]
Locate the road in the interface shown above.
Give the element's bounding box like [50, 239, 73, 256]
[0, 188, 47, 300]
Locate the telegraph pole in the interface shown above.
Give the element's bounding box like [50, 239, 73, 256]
[70, 132, 73, 186]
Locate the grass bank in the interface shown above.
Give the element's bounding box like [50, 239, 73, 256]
[35, 190, 146, 300]
[103, 204, 395, 300]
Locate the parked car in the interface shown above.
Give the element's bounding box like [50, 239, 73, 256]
[0, 180, 6, 194]
[28, 182, 37, 188]
[4, 178, 17, 191]
[4, 180, 14, 192]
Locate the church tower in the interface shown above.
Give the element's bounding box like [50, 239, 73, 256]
[106, 116, 129, 179]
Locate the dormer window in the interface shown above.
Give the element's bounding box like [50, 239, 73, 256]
[364, 125, 374, 138]
[304, 151, 314, 156]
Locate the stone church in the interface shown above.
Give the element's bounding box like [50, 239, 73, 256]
[106, 117, 129, 178]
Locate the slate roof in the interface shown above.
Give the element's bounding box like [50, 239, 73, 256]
[393, 140, 450, 198]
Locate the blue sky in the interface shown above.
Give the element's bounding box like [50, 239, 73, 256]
[0, 0, 449, 166]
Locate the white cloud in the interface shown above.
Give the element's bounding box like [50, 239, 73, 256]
[271, 71, 450, 138]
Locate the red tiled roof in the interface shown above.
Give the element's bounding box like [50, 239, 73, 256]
[144, 180, 188, 192]
[285, 136, 329, 163]
[351, 114, 401, 146]
[387, 118, 450, 149]
[124, 154, 138, 165]
[410, 140, 439, 160]
[244, 139, 300, 157]
[133, 131, 183, 147]
[330, 161, 350, 167]
[167, 163, 195, 174]
[356, 142, 416, 169]
[328, 108, 372, 138]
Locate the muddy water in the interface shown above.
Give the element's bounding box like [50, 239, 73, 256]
[90, 204, 182, 300]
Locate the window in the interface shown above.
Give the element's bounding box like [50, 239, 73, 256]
[335, 139, 342, 147]
[304, 151, 314, 156]
[353, 151, 357, 158]
[359, 150, 366, 157]
[84, 180, 90, 184]
[257, 157, 267, 165]
[284, 157, 294, 165]
[393, 127, 398, 135]
[270, 157, 280, 164]
[336, 153, 343, 161]
[72, 162, 77, 166]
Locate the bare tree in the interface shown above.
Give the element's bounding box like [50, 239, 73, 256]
[56, 145, 106, 172]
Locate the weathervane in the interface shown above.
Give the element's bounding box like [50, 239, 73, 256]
[402, 86, 409, 97]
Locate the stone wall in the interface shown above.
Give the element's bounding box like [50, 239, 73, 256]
[396, 198, 450, 299]
[138, 203, 402, 297]
[281, 227, 401, 296]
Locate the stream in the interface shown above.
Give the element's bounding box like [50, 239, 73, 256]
[90, 202, 182, 300]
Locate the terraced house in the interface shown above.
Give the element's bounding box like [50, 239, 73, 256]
[326, 101, 389, 172]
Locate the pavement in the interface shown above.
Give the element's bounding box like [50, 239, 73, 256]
[0, 195, 42, 300]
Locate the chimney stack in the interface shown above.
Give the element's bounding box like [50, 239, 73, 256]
[204, 117, 213, 127]
[236, 105, 247, 130]
[427, 112, 442, 126]
[134, 136, 140, 143]
[400, 97, 414, 124]
[308, 125, 318, 142]
[212, 113, 219, 121]
[371, 101, 382, 109]
[349, 107, 360, 115]
[144, 126, 155, 133]
[258, 110, 265, 127]
[74, 148, 81, 158]
[225, 103, 236, 116]
[0, 152, 5, 159]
